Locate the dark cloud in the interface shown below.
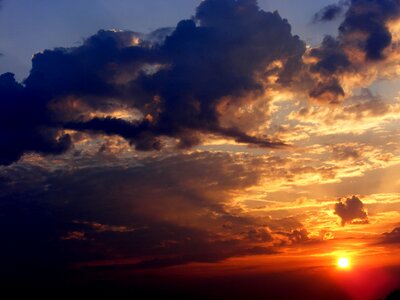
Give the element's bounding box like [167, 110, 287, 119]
[308, 0, 400, 102]
[313, 3, 346, 23]
[0, 0, 305, 165]
[334, 195, 369, 226]
[307, 36, 350, 103]
[0, 73, 72, 165]
[339, 0, 400, 61]
[381, 227, 400, 244]
[67, 117, 163, 151]
[122, 0, 304, 144]
[0, 29, 151, 163]
[309, 35, 350, 75]
[309, 78, 345, 104]
[2, 0, 400, 163]
[0, 152, 311, 282]
[314, 0, 400, 63]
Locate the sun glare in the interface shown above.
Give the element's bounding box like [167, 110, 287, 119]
[337, 257, 350, 269]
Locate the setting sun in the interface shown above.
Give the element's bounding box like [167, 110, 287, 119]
[338, 257, 350, 269]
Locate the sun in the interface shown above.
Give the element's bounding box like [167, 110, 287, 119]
[337, 257, 350, 269]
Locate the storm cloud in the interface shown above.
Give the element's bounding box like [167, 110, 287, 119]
[2, 0, 400, 164]
[0, 0, 306, 165]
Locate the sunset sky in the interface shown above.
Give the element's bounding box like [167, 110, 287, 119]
[1, 0, 400, 299]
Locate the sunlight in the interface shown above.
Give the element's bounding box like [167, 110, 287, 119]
[338, 257, 350, 269]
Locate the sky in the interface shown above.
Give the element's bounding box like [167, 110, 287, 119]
[1, 0, 400, 299]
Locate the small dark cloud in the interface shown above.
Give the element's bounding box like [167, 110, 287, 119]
[309, 78, 345, 104]
[313, 3, 345, 23]
[334, 195, 369, 226]
[381, 227, 400, 244]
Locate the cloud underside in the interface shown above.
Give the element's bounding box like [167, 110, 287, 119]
[0, 152, 313, 276]
[381, 227, 400, 243]
[1, 0, 400, 164]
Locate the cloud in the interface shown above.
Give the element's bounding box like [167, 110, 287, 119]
[0, 152, 315, 278]
[309, 78, 345, 104]
[332, 144, 361, 160]
[307, 0, 400, 102]
[312, 0, 400, 62]
[0, 0, 306, 165]
[313, 2, 346, 23]
[309, 35, 350, 75]
[3, 0, 400, 164]
[288, 89, 400, 138]
[339, 0, 400, 61]
[334, 195, 369, 226]
[0, 73, 72, 165]
[381, 227, 400, 244]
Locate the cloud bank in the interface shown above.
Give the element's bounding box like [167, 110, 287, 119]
[0, 152, 314, 280]
[0, 0, 307, 165]
[1, 0, 400, 166]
